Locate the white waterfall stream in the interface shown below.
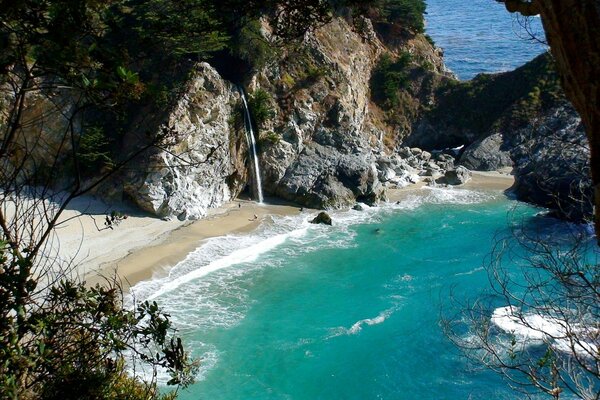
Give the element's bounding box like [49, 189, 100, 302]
[238, 89, 264, 203]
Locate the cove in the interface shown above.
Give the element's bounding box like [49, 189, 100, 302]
[132, 188, 563, 399]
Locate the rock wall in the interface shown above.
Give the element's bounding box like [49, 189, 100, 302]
[248, 17, 444, 208]
[509, 105, 591, 222]
[123, 63, 247, 220]
[404, 53, 592, 222]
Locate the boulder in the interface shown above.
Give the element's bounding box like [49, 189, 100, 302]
[440, 166, 472, 185]
[311, 211, 332, 225]
[398, 147, 412, 158]
[410, 147, 423, 156]
[459, 133, 513, 171]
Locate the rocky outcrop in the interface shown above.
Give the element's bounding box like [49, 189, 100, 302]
[255, 18, 391, 209]
[459, 133, 513, 171]
[310, 211, 332, 225]
[123, 63, 247, 220]
[406, 53, 562, 151]
[402, 53, 592, 223]
[510, 105, 592, 222]
[438, 166, 472, 185]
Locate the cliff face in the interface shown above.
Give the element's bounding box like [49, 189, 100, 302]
[254, 18, 386, 207]
[122, 63, 248, 220]
[245, 17, 446, 208]
[6, 12, 589, 223]
[121, 39, 592, 222]
[411, 53, 592, 222]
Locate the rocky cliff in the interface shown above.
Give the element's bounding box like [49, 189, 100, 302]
[121, 63, 248, 220]
[7, 12, 590, 224]
[407, 53, 591, 222]
[108, 19, 593, 222]
[240, 16, 449, 208]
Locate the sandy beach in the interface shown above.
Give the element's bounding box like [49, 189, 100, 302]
[53, 171, 514, 288]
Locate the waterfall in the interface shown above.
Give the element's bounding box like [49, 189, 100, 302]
[238, 88, 264, 203]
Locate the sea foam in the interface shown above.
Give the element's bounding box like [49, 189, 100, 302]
[491, 306, 599, 357]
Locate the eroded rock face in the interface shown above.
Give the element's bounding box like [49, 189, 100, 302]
[510, 106, 592, 222]
[256, 18, 389, 209]
[459, 133, 513, 171]
[123, 63, 246, 220]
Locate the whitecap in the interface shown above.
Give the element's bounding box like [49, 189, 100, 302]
[491, 306, 599, 357]
[454, 266, 484, 276]
[328, 308, 397, 338]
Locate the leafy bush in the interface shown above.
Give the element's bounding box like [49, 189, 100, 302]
[351, 0, 426, 34]
[382, 0, 426, 33]
[248, 89, 275, 130]
[230, 19, 280, 71]
[370, 52, 412, 109]
[0, 251, 198, 399]
[260, 131, 281, 146]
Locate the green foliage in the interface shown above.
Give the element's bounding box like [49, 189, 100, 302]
[280, 73, 296, 88]
[370, 52, 413, 109]
[427, 52, 563, 134]
[124, 0, 229, 57]
[77, 126, 114, 172]
[260, 131, 281, 146]
[380, 0, 426, 33]
[248, 89, 275, 131]
[424, 34, 435, 47]
[349, 0, 426, 34]
[0, 244, 198, 399]
[230, 18, 279, 71]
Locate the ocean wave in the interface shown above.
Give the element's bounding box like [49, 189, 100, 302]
[132, 186, 496, 303]
[422, 186, 495, 204]
[454, 266, 484, 276]
[327, 307, 397, 338]
[127, 341, 219, 386]
[136, 227, 309, 302]
[491, 306, 599, 357]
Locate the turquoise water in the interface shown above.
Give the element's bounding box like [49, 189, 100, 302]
[131, 188, 563, 399]
[426, 0, 547, 80]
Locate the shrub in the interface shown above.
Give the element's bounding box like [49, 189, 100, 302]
[380, 0, 426, 33]
[230, 19, 279, 71]
[248, 89, 275, 130]
[370, 52, 412, 109]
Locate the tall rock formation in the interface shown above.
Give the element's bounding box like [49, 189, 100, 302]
[122, 63, 248, 220]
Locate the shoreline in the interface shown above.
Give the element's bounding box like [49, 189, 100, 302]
[75, 170, 514, 288]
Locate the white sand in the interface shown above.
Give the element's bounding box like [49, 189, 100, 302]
[49, 171, 514, 288]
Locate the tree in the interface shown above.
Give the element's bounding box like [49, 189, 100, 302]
[496, 0, 600, 240]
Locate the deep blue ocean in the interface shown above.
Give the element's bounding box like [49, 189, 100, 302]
[128, 4, 566, 399]
[426, 0, 547, 80]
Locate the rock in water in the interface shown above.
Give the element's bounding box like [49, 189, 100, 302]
[442, 166, 472, 185]
[310, 211, 332, 225]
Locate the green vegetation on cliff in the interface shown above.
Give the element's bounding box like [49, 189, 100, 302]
[432, 52, 562, 133]
[405, 52, 565, 150]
